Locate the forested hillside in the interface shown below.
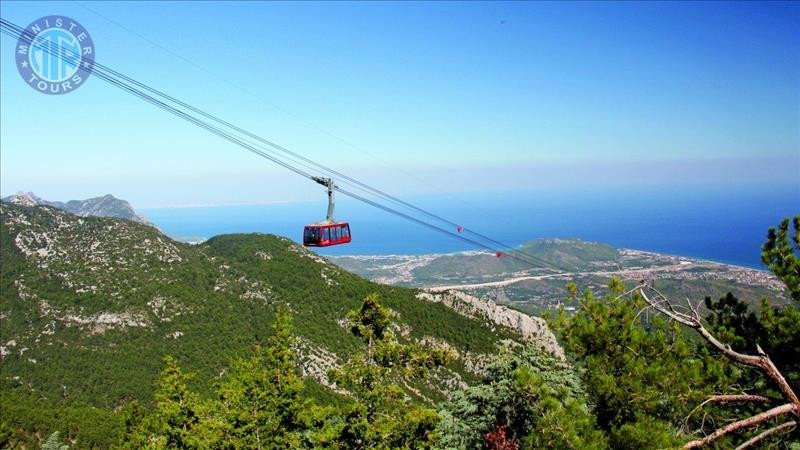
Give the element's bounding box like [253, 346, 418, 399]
[0, 203, 538, 447]
[1, 204, 797, 448]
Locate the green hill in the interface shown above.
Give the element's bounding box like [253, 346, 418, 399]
[0, 203, 524, 445]
[416, 238, 618, 282]
[518, 238, 619, 271]
[332, 238, 787, 318]
[333, 238, 620, 287]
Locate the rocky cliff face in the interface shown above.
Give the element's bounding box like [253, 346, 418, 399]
[2, 191, 150, 224]
[417, 290, 564, 360]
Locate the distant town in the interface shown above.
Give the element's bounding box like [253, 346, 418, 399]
[331, 240, 789, 312]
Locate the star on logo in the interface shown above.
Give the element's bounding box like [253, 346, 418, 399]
[83, 61, 91, 68]
[20, 60, 28, 68]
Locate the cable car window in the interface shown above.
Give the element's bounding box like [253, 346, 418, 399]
[303, 227, 318, 244]
[341, 225, 349, 238]
[323, 228, 330, 241]
[332, 227, 340, 241]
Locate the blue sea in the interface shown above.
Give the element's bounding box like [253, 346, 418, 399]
[140, 184, 798, 270]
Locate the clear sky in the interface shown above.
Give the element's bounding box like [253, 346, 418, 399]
[1, 1, 798, 207]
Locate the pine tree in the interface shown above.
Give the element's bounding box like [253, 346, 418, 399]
[706, 215, 800, 383]
[329, 293, 452, 449]
[217, 306, 307, 449]
[121, 356, 218, 449]
[549, 279, 734, 449]
[437, 344, 606, 449]
[761, 215, 800, 302]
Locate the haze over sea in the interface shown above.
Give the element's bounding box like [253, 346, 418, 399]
[141, 184, 798, 270]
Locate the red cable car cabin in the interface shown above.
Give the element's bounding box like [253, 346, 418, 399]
[303, 223, 351, 247]
[303, 176, 352, 247]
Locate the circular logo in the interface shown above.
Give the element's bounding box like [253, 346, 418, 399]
[15, 15, 95, 95]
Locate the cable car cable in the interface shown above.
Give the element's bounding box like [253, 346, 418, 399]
[0, 21, 319, 181]
[1, 19, 557, 270]
[335, 187, 544, 268]
[2, 18, 553, 268]
[1, 19, 561, 270]
[78, 0, 520, 237]
[3, 18, 553, 268]
[1, 20, 557, 270]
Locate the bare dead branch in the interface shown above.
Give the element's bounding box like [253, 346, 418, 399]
[684, 296, 695, 318]
[734, 420, 797, 450]
[683, 395, 771, 433]
[688, 298, 702, 322]
[633, 285, 800, 448]
[650, 284, 693, 318]
[631, 304, 655, 328]
[638, 287, 800, 410]
[701, 394, 771, 406]
[614, 285, 643, 301]
[638, 288, 694, 327]
[683, 403, 797, 449]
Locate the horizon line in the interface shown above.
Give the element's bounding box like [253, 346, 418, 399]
[136, 199, 301, 210]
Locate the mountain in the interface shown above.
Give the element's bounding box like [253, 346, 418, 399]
[1, 191, 151, 225]
[332, 238, 788, 316]
[0, 202, 560, 445]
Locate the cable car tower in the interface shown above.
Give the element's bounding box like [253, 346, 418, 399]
[303, 177, 352, 247]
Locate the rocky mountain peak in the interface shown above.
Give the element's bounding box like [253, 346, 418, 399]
[5, 191, 44, 207]
[1, 191, 151, 225]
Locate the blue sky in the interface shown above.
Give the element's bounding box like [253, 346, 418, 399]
[1, 1, 798, 207]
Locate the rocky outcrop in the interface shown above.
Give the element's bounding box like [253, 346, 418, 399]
[3, 191, 44, 207]
[2, 191, 151, 224]
[416, 290, 565, 360]
[294, 338, 344, 393]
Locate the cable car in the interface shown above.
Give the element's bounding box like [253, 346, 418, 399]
[303, 177, 352, 247]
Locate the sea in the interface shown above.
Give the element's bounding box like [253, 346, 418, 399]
[140, 184, 798, 270]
